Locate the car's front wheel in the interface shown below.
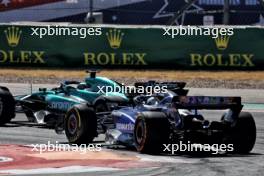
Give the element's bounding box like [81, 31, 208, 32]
[65, 105, 97, 145]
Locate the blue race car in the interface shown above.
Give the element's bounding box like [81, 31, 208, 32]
[65, 90, 256, 155]
[64, 81, 189, 144]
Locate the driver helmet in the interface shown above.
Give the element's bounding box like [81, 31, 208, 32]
[146, 97, 159, 105]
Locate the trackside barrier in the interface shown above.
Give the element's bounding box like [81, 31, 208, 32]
[0, 23, 263, 70]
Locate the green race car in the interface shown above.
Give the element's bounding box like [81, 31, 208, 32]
[0, 71, 129, 134]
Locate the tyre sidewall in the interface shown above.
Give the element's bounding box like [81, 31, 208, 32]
[227, 112, 256, 154]
[65, 105, 97, 145]
[134, 112, 170, 153]
[65, 108, 84, 144]
[0, 88, 15, 125]
[135, 115, 147, 152]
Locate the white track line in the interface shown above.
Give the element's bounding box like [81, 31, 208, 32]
[0, 166, 121, 175]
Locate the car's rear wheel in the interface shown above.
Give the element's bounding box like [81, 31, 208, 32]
[65, 105, 97, 145]
[134, 112, 170, 154]
[0, 87, 15, 126]
[225, 112, 256, 154]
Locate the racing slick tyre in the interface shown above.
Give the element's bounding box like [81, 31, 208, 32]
[226, 112, 256, 154]
[134, 112, 170, 154]
[0, 87, 15, 126]
[65, 105, 97, 145]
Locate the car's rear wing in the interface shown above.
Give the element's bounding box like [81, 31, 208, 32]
[172, 96, 242, 110]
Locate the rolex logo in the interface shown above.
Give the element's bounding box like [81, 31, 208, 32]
[106, 29, 124, 49]
[4, 26, 22, 47]
[214, 35, 230, 50]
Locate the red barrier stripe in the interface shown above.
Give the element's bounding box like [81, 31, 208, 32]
[0, 0, 64, 12]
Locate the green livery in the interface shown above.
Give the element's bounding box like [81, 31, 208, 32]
[0, 71, 129, 130]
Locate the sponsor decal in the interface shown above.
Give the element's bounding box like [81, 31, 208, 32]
[83, 29, 147, 66]
[0, 26, 46, 65]
[190, 34, 255, 67]
[116, 122, 134, 131]
[49, 102, 75, 110]
[4, 26, 22, 47]
[178, 96, 238, 105]
[198, 0, 259, 6]
[106, 29, 124, 49]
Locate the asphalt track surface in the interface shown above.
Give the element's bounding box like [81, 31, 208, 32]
[0, 83, 264, 176]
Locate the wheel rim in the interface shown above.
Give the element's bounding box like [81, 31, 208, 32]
[68, 114, 78, 135]
[135, 120, 145, 145]
[0, 98, 3, 117]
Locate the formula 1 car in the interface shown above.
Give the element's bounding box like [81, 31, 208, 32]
[0, 71, 188, 130]
[65, 90, 256, 154]
[0, 71, 129, 129]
